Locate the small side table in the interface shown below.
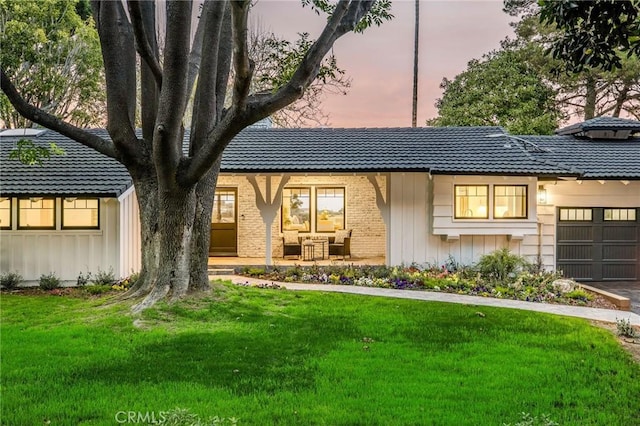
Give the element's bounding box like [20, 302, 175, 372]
[302, 240, 315, 261]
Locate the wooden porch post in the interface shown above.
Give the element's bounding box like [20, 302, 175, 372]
[247, 174, 291, 266]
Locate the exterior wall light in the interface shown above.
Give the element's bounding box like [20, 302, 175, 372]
[537, 185, 547, 204]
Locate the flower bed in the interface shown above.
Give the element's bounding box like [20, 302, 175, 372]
[239, 255, 608, 308]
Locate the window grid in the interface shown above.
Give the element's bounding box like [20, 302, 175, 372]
[282, 187, 311, 232]
[62, 198, 100, 229]
[493, 185, 528, 219]
[316, 187, 346, 233]
[559, 208, 593, 222]
[0, 198, 11, 230]
[604, 208, 637, 222]
[454, 185, 489, 219]
[17, 198, 56, 229]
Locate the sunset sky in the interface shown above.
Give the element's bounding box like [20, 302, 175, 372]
[252, 0, 515, 128]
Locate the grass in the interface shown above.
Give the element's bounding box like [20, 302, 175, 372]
[1, 281, 639, 425]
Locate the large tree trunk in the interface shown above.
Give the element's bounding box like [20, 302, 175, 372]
[132, 185, 197, 313]
[189, 160, 221, 291]
[122, 170, 161, 299]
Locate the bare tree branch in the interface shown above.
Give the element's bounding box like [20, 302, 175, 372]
[189, 0, 228, 153]
[230, 0, 253, 110]
[91, 0, 138, 157]
[1, 68, 118, 159]
[153, 0, 192, 184]
[127, 0, 163, 88]
[137, 0, 160, 143]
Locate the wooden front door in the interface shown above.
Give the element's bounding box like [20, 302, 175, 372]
[210, 188, 238, 256]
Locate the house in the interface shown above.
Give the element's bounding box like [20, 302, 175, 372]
[1, 118, 639, 285]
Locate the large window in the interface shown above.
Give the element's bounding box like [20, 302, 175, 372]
[455, 185, 488, 219]
[62, 198, 99, 229]
[18, 198, 55, 229]
[282, 188, 311, 232]
[494, 185, 528, 219]
[0, 198, 11, 230]
[316, 187, 345, 232]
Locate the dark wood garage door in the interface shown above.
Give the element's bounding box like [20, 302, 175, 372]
[557, 207, 640, 281]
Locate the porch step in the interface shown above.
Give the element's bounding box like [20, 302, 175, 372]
[208, 268, 236, 276]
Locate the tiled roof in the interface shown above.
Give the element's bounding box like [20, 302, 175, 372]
[0, 129, 131, 197]
[222, 127, 572, 175]
[5, 122, 639, 196]
[556, 117, 640, 135]
[520, 135, 640, 179]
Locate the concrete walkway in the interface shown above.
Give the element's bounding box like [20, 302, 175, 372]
[226, 275, 640, 326]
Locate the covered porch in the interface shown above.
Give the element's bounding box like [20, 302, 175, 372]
[208, 255, 386, 269]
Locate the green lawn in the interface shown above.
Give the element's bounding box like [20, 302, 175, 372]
[1, 282, 639, 425]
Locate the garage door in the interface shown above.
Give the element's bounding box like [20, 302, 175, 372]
[556, 207, 640, 281]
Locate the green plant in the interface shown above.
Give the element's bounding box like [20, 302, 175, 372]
[77, 271, 92, 287]
[477, 248, 529, 282]
[0, 271, 23, 290]
[616, 318, 638, 339]
[39, 272, 61, 290]
[83, 284, 113, 295]
[91, 267, 116, 285]
[564, 288, 594, 303]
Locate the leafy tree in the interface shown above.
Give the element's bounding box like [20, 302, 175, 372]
[1, 0, 391, 311]
[427, 46, 561, 134]
[0, 0, 104, 128]
[506, 0, 640, 120]
[538, 0, 640, 72]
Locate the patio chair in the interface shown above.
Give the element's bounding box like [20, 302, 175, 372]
[282, 230, 302, 259]
[329, 229, 352, 260]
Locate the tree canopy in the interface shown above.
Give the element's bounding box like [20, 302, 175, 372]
[0, 0, 105, 128]
[539, 0, 640, 72]
[427, 46, 561, 134]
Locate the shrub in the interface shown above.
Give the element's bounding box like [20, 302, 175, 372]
[39, 273, 61, 290]
[616, 318, 638, 339]
[476, 248, 529, 283]
[77, 271, 92, 286]
[91, 267, 116, 285]
[0, 271, 23, 290]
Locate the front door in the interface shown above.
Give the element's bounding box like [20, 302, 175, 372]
[210, 188, 238, 256]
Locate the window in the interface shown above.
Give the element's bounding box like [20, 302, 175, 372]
[494, 185, 528, 219]
[0, 198, 11, 230]
[282, 188, 310, 232]
[455, 185, 488, 219]
[604, 208, 637, 221]
[559, 208, 593, 221]
[18, 198, 55, 229]
[62, 198, 99, 229]
[316, 187, 345, 232]
[212, 190, 236, 224]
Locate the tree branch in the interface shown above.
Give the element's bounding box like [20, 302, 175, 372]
[1, 68, 118, 159]
[91, 0, 138, 157]
[153, 1, 192, 185]
[127, 0, 163, 88]
[230, 0, 253, 110]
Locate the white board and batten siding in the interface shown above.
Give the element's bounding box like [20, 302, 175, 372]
[117, 186, 142, 278]
[0, 198, 121, 284]
[388, 173, 540, 267]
